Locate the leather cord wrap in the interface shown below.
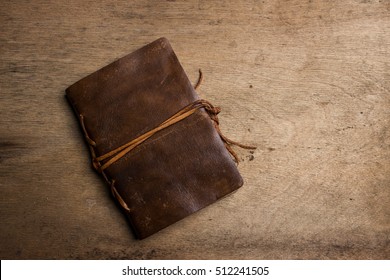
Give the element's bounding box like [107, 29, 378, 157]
[92, 99, 255, 172]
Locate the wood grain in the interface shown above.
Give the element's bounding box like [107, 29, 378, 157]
[0, 0, 389, 259]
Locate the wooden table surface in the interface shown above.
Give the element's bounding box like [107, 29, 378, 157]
[1, 0, 389, 259]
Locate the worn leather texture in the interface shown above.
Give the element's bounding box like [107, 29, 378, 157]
[66, 38, 243, 239]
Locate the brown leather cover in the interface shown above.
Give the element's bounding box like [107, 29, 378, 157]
[66, 37, 243, 239]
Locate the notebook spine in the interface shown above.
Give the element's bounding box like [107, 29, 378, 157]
[65, 94, 131, 213]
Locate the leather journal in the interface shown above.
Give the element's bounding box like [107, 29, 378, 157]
[66, 37, 251, 239]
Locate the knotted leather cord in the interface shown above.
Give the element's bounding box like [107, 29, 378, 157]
[193, 70, 256, 162]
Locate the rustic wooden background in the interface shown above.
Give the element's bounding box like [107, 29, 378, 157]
[1, 0, 389, 259]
